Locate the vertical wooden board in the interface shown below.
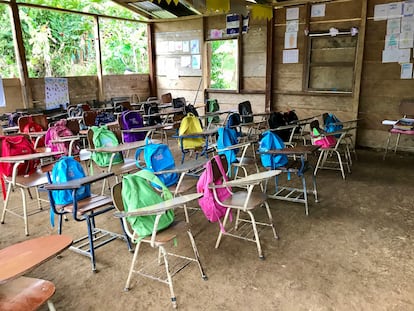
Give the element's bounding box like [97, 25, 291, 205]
[103, 74, 150, 100]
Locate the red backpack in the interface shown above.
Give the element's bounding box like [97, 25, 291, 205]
[23, 120, 45, 147]
[0, 135, 38, 199]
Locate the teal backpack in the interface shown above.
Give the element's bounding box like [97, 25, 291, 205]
[90, 125, 123, 167]
[122, 170, 174, 237]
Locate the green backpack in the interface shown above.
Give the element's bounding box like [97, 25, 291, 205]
[207, 99, 220, 124]
[122, 170, 174, 237]
[91, 125, 123, 167]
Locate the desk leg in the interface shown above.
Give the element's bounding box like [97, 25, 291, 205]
[1, 183, 13, 225]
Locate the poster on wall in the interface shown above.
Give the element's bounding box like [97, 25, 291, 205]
[374, 4, 388, 21]
[45, 77, 69, 110]
[0, 77, 5, 107]
[400, 62, 413, 79]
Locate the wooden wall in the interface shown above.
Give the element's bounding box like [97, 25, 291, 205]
[2, 74, 150, 111]
[360, 0, 414, 150]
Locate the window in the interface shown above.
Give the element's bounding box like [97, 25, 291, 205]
[0, 4, 19, 78]
[306, 34, 357, 93]
[207, 38, 239, 91]
[100, 18, 148, 75]
[20, 7, 96, 77]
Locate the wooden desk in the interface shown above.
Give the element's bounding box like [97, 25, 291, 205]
[0, 151, 63, 236]
[0, 234, 72, 284]
[260, 145, 320, 215]
[174, 128, 218, 163]
[50, 135, 81, 156]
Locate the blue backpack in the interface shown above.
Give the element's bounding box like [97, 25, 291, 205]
[51, 156, 91, 205]
[120, 110, 146, 143]
[258, 131, 288, 169]
[324, 113, 343, 138]
[217, 127, 239, 169]
[135, 143, 179, 187]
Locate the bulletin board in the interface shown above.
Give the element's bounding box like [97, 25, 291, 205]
[155, 30, 202, 77]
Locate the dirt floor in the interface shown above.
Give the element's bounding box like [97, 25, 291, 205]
[1, 148, 414, 311]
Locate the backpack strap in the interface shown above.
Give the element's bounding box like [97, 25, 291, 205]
[136, 170, 173, 201]
[135, 147, 145, 169]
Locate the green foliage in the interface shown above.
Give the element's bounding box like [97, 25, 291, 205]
[0, 1, 148, 78]
[209, 39, 238, 90]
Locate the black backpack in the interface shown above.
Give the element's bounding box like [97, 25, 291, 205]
[173, 97, 186, 109]
[238, 101, 253, 123]
[185, 104, 199, 117]
[144, 103, 162, 126]
[284, 110, 301, 133]
[268, 112, 290, 142]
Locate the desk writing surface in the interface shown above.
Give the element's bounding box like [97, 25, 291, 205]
[0, 151, 63, 163]
[155, 158, 208, 174]
[0, 235, 72, 284]
[121, 124, 165, 133]
[91, 140, 148, 153]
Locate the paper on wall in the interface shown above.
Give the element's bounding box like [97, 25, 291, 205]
[399, 31, 414, 48]
[385, 33, 400, 49]
[283, 49, 299, 64]
[374, 4, 388, 21]
[311, 4, 325, 17]
[400, 62, 413, 79]
[181, 55, 191, 67]
[182, 41, 190, 53]
[45, 77, 69, 110]
[403, 1, 414, 16]
[401, 16, 414, 32]
[286, 20, 299, 32]
[286, 7, 299, 20]
[0, 77, 5, 107]
[388, 2, 403, 19]
[399, 48, 411, 63]
[387, 18, 401, 34]
[284, 32, 297, 49]
[382, 49, 399, 63]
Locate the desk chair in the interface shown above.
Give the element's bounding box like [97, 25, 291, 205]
[112, 185, 207, 309]
[44, 171, 132, 272]
[0, 277, 56, 311]
[210, 155, 280, 259]
[384, 99, 414, 159]
[18, 114, 48, 150]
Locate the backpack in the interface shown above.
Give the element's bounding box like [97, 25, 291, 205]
[50, 156, 91, 205]
[144, 104, 162, 126]
[217, 127, 239, 169]
[185, 104, 199, 117]
[238, 101, 253, 123]
[23, 120, 45, 147]
[135, 143, 179, 187]
[284, 110, 301, 133]
[206, 99, 220, 124]
[95, 112, 116, 126]
[0, 135, 38, 199]
[268, 112, 290, 142]
[90, 125, 123, 167]
[310, 123, 336, 148]
[8, 112, 27, 127]
[45, 119, 79, 156]
[196, 155, 232, 231]
[173, 97, 186, 109]
[258, 130, 288, 169]
[226, 112, 241, 137]
[178, 113, 205, 150]
[122, 170, 174, 237]
[324, 113, 343, 138]
[120, 110, 146, 143]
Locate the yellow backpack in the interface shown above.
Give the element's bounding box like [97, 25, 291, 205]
[178, 113, 205, 150]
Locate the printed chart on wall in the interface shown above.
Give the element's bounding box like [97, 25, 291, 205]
[45, 77, 69, 110]
[0, 77, 5, 107]
[155, 30, 202, 78]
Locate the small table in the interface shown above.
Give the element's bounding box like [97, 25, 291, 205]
[0, 234, 72, 284]
[260, 145, 320, 215]
[0, 151, 64, 235]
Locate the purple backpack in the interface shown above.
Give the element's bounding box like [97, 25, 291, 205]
[120, 111, 146, 142]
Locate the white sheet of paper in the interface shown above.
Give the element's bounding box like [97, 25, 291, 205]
[385, 33, 400, 49]
[311, 4, 325, 17]
[286, 20, 299, 32]
[284, 32, 297, 49]
[175, 41, 183, 51]
[401, 16, 414, 32]
[0, 77, 5, 107]
[399, 48, 411, 63]
[283, 49, 299, 64]
[400, 62, 413, 79]
[387, 18, 401, 34]
[374, 4, 388, 21]
[286, 7, 299, 20]
[45, 77, 69, 110]
[180, 55, 191, 67]
[404, 1, 414, 16]
[182, 41, 190, 53]
[399, 31, 414, 48]
[388, 2, 403, 19]
[382, 49, 399, 63]
[168, 41, 175, 52]
[166, 58, 178, 79]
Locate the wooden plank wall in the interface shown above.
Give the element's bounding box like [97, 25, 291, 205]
[361, 0, 414, 150]
[2, 74, 150, 112]
[272, 1, 362, 124]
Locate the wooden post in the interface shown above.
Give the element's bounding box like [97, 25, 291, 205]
[265, 12, 274, 112]
[148, 23, 157, 97]
[9, 0, 31, 109]
[94, 16, 104, 101]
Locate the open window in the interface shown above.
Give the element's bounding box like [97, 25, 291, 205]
[306, 33, 357, 93]
[207, 38, 239, 91]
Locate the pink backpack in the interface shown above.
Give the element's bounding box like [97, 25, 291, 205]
[196, 155, 232, 231]
[45, 120, 79, 156]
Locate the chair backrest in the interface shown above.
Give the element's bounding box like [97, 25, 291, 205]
[161, 93, 173, 104]
[66, 119, 80, 135]
[399, 99, 414, 117]
[211, 154, 228, 183]
[83, 110, 98, 127]
[112, 182, 125, 212]
[18, 114, 48, 132]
